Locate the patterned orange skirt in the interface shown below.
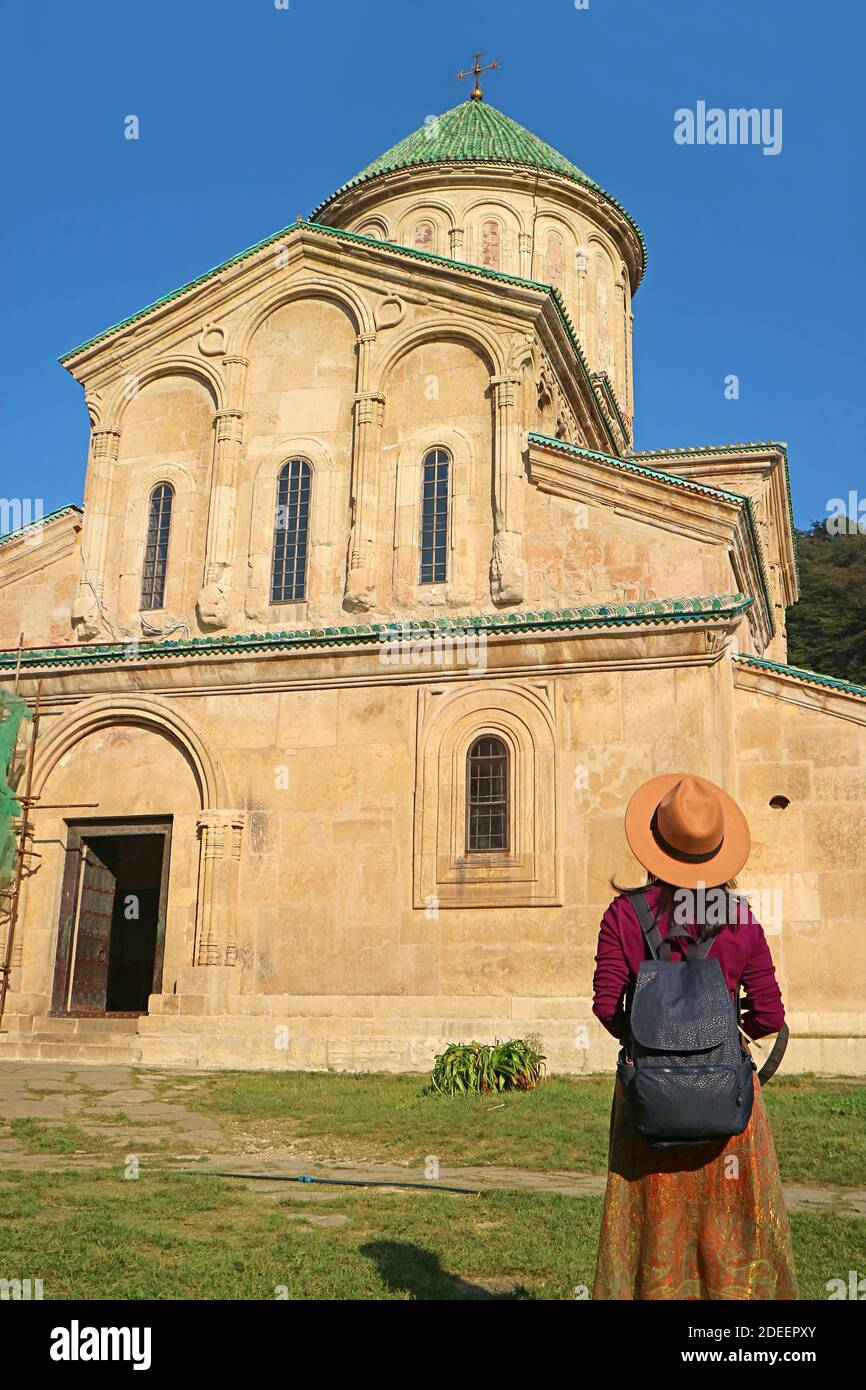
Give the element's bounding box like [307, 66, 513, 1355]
[593, 1077, 798, 1300]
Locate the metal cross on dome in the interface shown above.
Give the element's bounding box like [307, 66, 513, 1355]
[456, 51, 501, 102]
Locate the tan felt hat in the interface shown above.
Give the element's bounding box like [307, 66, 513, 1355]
[624, 772, 750, 889]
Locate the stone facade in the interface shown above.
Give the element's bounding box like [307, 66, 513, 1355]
[0, 100, 863, 1073]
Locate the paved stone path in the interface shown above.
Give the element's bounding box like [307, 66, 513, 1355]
[1, 1060, 863, 1217]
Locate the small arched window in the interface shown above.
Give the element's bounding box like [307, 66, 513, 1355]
[481, 219, 502, 270]
[419, 448, 449, 585]
[271, 458, 312, 602]
[466, 736, 509, 853]
[140, 483, 174, 611]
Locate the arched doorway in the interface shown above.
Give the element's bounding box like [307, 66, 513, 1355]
[28, 696, 229, 1017]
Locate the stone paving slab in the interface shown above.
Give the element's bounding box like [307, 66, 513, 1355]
[0, 1060, 863, 1216]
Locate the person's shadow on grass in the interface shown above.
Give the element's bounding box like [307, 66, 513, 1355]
[360, 1241, 531, 1300]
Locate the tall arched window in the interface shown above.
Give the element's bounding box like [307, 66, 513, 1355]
[419, 448, 449, 585]
[466, 736, 509, 852]
[140, 483, 174, 611]
[271, 458, 312, 602]
[481, 219, 502, 270]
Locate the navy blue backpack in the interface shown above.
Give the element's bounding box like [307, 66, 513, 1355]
[617, 891, 757, 1147]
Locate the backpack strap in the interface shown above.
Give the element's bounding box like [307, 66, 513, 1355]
[629, 891, 662, 957]
[756, 1023, 789, 1084]
[629, 891, 713, 962]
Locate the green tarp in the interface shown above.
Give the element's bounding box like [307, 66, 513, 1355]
[0, 688, 31, 888]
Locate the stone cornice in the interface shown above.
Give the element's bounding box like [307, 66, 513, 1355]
[0, 506, 82, 586]
[734, 653, 866, 725]
[631, 441, 798, 600]
[527, 434, 774, 648]
[0, 504, 82, 551]
[1, 594, 751, 679]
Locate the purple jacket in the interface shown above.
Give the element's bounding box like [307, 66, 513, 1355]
[592, 885, 786, 1043]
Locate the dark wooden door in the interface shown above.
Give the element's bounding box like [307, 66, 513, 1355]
[68, 840, 117, 1012]
[51, 818, 172, 1017]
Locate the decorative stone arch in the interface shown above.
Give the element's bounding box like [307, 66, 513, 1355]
[462, 196, 525, 274]
[104, 357, 223, 429]
[245, 435, 337, 619]
[352, 213, 391, 241]
[373, 318, 506, 392]
[462, 193, 529, 237]
[398, 198, 456, 255]
[237, 277, 372, 358]
[413, 680, 560, 908]
[531, 210, 577, 287]
[33, 694, 231, 810]
[34, 695, 244, 972]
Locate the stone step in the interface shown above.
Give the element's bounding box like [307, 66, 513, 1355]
[0, 1036, 144, 1064]
[36, 1015, 142, 1037]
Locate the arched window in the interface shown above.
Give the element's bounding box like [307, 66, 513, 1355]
[271, 458, 312, 602]
[419, 448, 449, 584]
[140, 483, 174, 611]
[481, 219, 502, 270]
[466, 736, 509, 852]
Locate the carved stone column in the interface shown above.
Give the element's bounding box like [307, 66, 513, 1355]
[197, 355, 248, 630]
[449, 227, 465, 259]
[519, 231, 533, 278]
[343, 390, 385, 612]
[489, 375, 525, 607]
[575, 247, 589, 346]
[194, 810, 245, 967]
[71, 425, 121, 640]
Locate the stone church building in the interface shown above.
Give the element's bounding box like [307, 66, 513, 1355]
[1, 96, 864, 1072]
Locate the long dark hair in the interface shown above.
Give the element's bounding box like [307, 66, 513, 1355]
[610, 871, 740, 942]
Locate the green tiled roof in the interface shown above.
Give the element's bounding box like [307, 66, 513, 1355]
[734, 653, 866, 702]
[312, 101, 646, 273]
[0, 595, 751, 674]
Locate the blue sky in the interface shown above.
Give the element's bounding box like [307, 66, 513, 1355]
[1, 0, 862, 528]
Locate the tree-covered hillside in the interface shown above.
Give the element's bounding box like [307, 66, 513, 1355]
[786, 523, 866, 685]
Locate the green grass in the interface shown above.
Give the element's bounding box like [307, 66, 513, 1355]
[7, 1118, 103, 1155]
[182, 1070, 866, 1185]
[0, 1167, 596, 1300]
[0, 1166, 861, 1300]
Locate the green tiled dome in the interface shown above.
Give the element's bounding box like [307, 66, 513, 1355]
[312, 100, 645, 271]
[315, 100, 633, 217]
[355, 100, 598, 189]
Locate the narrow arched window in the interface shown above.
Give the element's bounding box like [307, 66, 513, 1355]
[272, 458, 312, 602]
[140, 483, 174, 611]
[466, 736, 509, 852]
[419, 448, 449, 584]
